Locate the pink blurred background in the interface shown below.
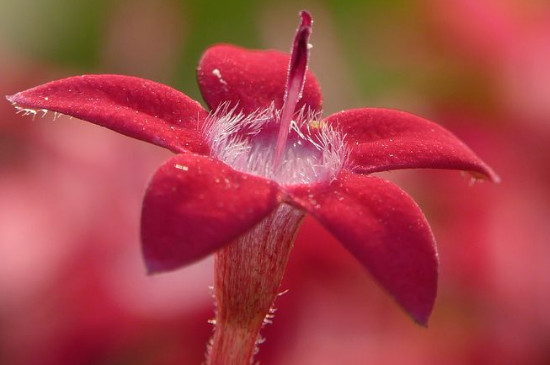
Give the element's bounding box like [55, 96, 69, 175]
[1, 0, 549, 364]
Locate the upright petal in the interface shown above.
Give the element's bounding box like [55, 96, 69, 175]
[7, 75, 210, 154]
[141, 153, 281, 273]
[326, 108, 499, 181]
[197, 44, 322, 114]
[286, 172, 438, 325]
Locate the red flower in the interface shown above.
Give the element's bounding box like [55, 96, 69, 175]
[6, 9, 496, 356]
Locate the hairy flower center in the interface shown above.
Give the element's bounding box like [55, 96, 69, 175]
[203, 11, 348, 185]
[203, 104, 347, 185]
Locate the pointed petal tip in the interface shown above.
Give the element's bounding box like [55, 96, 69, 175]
[6, 86, 39, 105]
[144, 263, 160, 276]
[414, 315, 430, 327]
[391, 279, 436, 327]
[144, 258, 172, 275]
[485, 168, 501, 184]
[378, 275, 434, 325]
[468, 166, 501, 184]
[5, 93, 24, 107]
[409, 304, 433, 327]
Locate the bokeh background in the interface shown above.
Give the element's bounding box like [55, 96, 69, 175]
[1, 0, 549, 364]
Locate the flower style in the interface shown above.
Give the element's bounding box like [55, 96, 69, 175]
[7, 10, 497, 364]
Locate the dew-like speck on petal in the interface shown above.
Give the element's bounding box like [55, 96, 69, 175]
[174, 164, 189, 171]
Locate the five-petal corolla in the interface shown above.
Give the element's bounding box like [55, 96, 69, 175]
[6, 16, 497, 326]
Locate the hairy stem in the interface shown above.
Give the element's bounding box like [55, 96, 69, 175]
[207, 205, 304, 365]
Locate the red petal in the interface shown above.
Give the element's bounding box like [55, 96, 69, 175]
[326, 108, 499, 181]
[141, 153, 280, 273]
[285, 172, 438, 325]
[7, 75, 210, 154]
[197, 44, 322, 114]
